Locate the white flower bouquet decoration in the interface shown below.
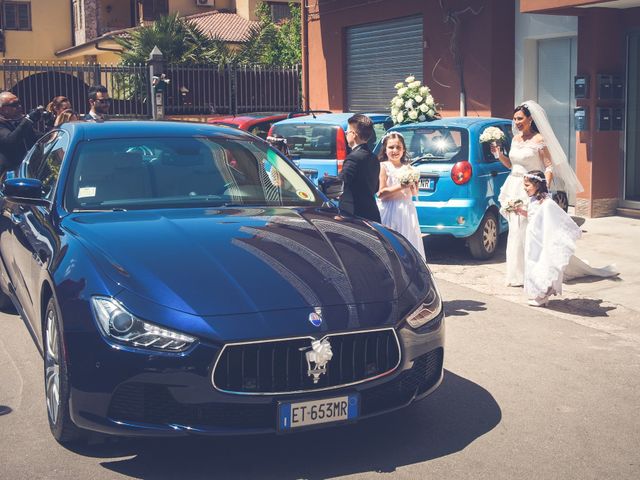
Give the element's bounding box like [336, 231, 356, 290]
[395, 165, 421, 186]
[390, 76, 439, 125]
[479, 126, 506, 159]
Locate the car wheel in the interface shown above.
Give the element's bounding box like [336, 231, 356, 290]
[44, 297, 83, 444]
[468, 211, 498, 260]
[554, 191, 569, 212]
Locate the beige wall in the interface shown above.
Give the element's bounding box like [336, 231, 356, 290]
[169, 0, 230, 16]
[2, 0, 72, 61]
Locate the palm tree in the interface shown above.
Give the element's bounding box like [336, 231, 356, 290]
[115, 13, 223, 65]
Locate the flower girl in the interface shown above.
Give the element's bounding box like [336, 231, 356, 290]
[377, 132, 426, 260]
[515, 170, 582, 306]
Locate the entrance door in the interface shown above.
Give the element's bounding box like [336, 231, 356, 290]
[624, 32, 640, 206]
[537, 37, 577, 202]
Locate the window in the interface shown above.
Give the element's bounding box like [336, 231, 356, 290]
[267, 2, 292, 23]
[142, 0, 168, 21]
[25, 131, 69, 200]
[73, 0, 83, 30]
[2, 1, 32, 31]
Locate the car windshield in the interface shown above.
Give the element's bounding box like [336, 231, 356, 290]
[392, 127, 468, 163]
[64, 136, 321, 211]
[270, 123, 338, 159]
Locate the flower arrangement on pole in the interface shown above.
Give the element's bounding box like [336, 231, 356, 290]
[390, 76, 439, 125]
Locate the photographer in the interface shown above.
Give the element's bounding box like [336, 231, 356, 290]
[0, 92, 42, 180]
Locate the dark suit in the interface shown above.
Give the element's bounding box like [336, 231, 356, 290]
[339, 143, 381, 222]
[0, 116, 38, 179]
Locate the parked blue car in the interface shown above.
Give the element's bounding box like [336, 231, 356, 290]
[0, 121, 444, 443]
[378, 117, 513, 259]
[269, 112, 390, 184]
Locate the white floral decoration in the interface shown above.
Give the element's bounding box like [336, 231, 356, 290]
[390, 76, 439, 125]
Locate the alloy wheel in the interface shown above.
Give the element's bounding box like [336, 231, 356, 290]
[45, 308, 61, 426]
[483, 217, 498, 254]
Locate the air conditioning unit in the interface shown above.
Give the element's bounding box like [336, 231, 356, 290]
[196, 0, 215, 6]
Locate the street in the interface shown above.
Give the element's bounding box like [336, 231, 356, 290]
[1, 235, 639, 480]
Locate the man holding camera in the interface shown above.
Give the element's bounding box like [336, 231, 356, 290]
[0, 91, 41, 180]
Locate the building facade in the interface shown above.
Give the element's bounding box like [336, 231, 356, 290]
[303, 0, 640, 218]
[520, 0, 640, 218]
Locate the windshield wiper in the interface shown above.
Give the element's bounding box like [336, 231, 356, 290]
[411, 154, 447, 165]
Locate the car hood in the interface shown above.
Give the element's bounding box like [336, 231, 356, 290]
[63, 207, 419, 317]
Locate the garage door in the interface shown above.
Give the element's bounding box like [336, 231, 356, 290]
[346, 15, 423, 112]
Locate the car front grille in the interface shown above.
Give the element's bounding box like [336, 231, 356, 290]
[106, 348, 443, 430]
[212, 328, 401, 394]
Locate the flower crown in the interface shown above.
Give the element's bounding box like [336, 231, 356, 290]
[382, 131, 405, 141]
[524, 173, 545, 182]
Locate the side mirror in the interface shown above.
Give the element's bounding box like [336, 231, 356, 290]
[318, 175, 344, 200]
[1, 178, 49, 207]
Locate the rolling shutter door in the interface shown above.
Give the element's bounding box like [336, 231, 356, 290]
[346, 15, 423, 112]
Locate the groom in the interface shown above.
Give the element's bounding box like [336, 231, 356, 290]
[339, 114, 381, 222]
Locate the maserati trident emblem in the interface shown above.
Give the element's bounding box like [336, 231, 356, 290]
[308, 307, 322, 327]
[301, 338, 333, 384]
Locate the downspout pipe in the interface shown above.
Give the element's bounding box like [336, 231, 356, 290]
[301, 2, 310, 111]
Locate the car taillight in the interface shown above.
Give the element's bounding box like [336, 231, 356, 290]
[336, 128, 347, 161]
[451, 161, 472, 185]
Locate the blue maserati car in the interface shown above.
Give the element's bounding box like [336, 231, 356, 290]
[0, 121, 444, 443]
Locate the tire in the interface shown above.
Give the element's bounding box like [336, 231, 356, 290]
[44, 297, 84, 444]
[554, 191, 569, 212]
[468, 211, 499, 260]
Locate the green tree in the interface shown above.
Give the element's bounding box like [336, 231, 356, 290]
[115, 13, 220, 65]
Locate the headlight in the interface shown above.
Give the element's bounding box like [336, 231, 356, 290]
[405, 284, 443, 329]
[91, 296, 196, 352]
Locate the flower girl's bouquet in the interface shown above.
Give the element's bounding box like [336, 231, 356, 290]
[479, 126, 506, 159]
[503, 199, 524, 214]
[395, 165, 421, 186]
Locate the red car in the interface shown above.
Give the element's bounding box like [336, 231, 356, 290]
[208, 111, 330, 139]
[208, 113, 294, 139]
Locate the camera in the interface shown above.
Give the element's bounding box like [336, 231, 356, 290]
[41, 109, 55, 126]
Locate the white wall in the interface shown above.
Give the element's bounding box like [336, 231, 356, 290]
[514, 0, 577, 104]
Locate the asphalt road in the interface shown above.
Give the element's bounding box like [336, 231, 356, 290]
[1, 243, 639, 479]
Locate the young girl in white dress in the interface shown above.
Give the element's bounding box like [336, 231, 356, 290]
[492, 101, 583, 287]
[376, 132, 426, 260]
[514, 170, 582, 306]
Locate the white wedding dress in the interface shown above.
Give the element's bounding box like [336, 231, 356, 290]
[498, 138, 546, 286]
[377, 161, 426, 260]
[524, 195, 619, 299]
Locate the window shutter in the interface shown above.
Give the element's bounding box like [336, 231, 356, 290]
[17, 3, 30, 29]
[3, 4, 17, 30]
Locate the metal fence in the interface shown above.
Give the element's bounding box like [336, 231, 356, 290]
[0, 61, 301, 118]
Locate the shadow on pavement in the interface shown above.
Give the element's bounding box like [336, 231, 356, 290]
[73, 370, 501, 479]
[546, 297, 617, 317]
[444, 299, 487, 317]
[424, 234, 507, 266]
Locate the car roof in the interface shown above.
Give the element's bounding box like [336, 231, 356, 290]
[60, 120, 254, 141]
[274, 112, 389, 128]
[211, 113, 289, 124]
[390, 116, 511, 130]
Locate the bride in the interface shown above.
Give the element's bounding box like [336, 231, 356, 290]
[492, 100, 617, 286]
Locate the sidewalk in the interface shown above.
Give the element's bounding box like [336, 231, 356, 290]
[426, 214, 640, 343]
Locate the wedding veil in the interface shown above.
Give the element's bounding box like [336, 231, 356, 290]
[520, 100, 584, 194]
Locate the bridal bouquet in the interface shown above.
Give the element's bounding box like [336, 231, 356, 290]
[390, 76, 439, 125]
[395, 165, 421, 186]
[479, 126, 506, 159]
[503, 199, 524, 214]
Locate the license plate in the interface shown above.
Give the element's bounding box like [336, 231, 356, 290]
[419, 177, 436, 190]
[278, 394, 359, 431]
